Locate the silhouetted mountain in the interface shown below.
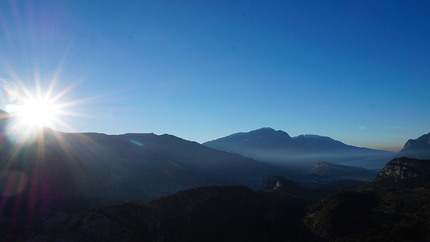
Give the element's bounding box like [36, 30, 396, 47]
[204, 128, 394, 169]
[395, 132, 430, 160]
[0, 115, 304, 217]
[0, 129, 297, 208]
[203, 127, 294, 163]
[0, 124, 308, 239]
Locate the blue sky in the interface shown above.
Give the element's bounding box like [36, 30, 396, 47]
[0, 0, 429, 151]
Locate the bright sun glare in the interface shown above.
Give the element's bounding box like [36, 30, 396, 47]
[0, 80, 69, 131]
[20, 97, 58, 126]
[1, 77, 87, 142]
[2, 88, 65, 143]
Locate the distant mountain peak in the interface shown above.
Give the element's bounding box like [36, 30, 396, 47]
[249, 127, 291, 138]
[254, 127, 275, 132]
[205, 127, 292, 143]
[204, 128, 395, 169]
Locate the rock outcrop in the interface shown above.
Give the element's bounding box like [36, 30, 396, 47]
[374, 157, 430, 182]
[259, 176, 307, 196]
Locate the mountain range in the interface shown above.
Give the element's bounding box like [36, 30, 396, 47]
[1, 108, 430, 241]
[203, 127, 395, 169]
[0, 125, 301, 215]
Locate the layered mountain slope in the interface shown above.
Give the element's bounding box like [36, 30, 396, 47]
[18, 162, 430, 242]
[0, 124, 297, 216]
[204, 128, 394, 169]
[6, 131, 430, 241]
[395, 132, 430, 160]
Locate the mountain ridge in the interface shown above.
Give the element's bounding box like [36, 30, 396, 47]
[0, 125, 301, 215]
[1, 112, 430, 241]
[394, 132, 430, 160]
[204, 127, 395, 169]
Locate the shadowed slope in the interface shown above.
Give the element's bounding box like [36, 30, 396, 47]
[18, 185, 318, 242]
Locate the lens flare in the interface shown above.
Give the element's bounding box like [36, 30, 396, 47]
[0, 170, 28, 197]
[19, 97, 58, 126]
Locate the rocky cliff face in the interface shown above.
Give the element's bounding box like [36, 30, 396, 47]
[305, 157, 430, 241]
[395, 132, 430, 160]
[374, 157, 430, 183]
[403, 133, 430, 149]
[259, 176, 307, 196]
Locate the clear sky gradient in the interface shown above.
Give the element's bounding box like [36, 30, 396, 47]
[0, 0, 429, 151]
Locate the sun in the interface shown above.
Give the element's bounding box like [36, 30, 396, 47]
[1, 77, 94, 140]
[2, 92, 64, 143]
[19, 97, 59, 126]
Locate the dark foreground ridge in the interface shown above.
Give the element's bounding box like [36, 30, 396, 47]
[16, 185, 318, 241]
[305, 157, 430, 241]
[2, 158, 430, 241]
